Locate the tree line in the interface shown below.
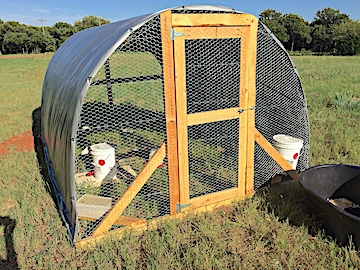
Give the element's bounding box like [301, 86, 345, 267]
[0, 8, 359, 55]
[260, 8, 360, 55]
[0, 16, 110, 54]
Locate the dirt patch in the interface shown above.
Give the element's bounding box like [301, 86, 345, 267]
[0, 130, 34, 155]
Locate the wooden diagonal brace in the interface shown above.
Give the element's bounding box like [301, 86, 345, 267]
[254, 129, 294, 171]
[91, 143, 166, 236]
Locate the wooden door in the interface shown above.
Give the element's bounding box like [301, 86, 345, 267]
[163, 13, 258, 212]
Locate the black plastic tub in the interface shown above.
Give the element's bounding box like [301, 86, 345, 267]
[299, 164, 360, 246]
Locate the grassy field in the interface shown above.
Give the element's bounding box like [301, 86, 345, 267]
[0, 54, 359, 269]
[293, 56, 360, 165]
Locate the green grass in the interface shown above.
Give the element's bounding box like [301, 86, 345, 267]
[292, 56, 360, 165]
[0, 55, 360, 269]
[0, 54, 52, 142]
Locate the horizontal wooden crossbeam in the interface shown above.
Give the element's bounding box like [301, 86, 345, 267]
[187, 108, 240, 126]
[79, 215, 146, 227]
[171, 14, 253, 27]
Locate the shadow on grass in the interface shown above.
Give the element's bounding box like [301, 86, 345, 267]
[259, 179, 322, 234]
[31, 107, 58, 212]
[0, 216, 19, 270]
[259, 179, 360, 249]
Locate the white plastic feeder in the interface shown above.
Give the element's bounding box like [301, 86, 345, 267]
[273, 134, 304, 169]
[90, 143, 116, 180]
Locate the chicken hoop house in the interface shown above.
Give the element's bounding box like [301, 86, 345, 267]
[41, 5, 310, 246]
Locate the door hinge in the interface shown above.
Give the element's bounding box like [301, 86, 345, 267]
[170, 28, 184, 40]
[238, 106, 256, 114]
[176, 202, 191, 212]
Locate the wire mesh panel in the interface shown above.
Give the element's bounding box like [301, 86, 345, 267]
[186, 38, 241, 113]
[74, 16, 169, 239]
[188, 120, 239, 198]
[173, 26, 244, 202]
[254, 22, 310, 189]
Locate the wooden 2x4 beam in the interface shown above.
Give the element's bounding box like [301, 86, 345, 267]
[254, 129, 294, 171]
[171, 14, 253, 27]
[244, 16, 258, 194]
[160, 10, 181, 215]
[187, 107, 240, 126]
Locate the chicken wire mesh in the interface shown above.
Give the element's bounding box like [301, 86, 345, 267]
[254, 22, 310, 188]
[184, 35, 241, 199]
[74, 16, 168, 239]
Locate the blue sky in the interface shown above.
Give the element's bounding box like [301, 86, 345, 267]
[0, 0, 359, 26]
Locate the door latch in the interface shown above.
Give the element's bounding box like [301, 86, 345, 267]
[238, 106, 256, 114]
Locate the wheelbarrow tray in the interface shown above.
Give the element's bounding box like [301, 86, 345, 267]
[299, 164, 360, 246]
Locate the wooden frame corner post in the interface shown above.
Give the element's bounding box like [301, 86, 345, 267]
[161, 10, 180, 215]
[245, 15, 258, 195]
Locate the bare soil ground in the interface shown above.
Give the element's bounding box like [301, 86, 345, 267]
[0, 130, 34, 155]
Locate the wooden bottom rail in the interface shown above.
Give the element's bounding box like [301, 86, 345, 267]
[79, 215, 147, 227]
[75, 191, 254, 250]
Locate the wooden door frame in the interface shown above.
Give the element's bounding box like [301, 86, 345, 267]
[163, 13, 259, 212]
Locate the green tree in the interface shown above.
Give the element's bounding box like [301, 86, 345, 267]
[259, 9, 289, 43]
[3, 32, 28, 53]
[1, 21, 55, 54]
[333, 20, 360, 55]
[311, 7, 350, 53]
[50, 22, 74, 49]
[311, 24, 329, 53]
[282, 14, 312, 51]
[1, 21, 29, 54]
[0, 19, 4, 54]
[73, 16, 110, 32]
[27, 27, 56, 53]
